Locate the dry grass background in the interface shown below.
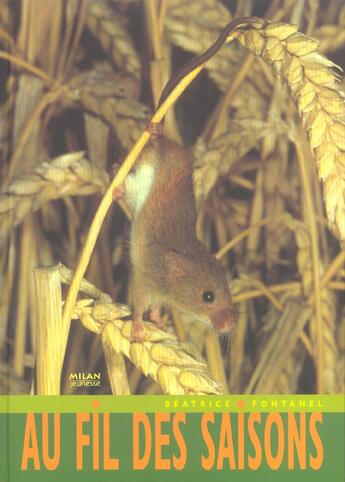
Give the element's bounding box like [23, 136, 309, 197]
[0, 0, 344, 395]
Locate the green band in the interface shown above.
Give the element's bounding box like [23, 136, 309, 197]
[1, 394, 343, 413]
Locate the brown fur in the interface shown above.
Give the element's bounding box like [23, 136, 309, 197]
[127, 136, 236, 338]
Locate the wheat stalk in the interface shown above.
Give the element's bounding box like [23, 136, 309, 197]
[263, 142, 290, 267]
[285, 217, 314, 295]
[0, 75, 16, 162]
[316, 286, 337, 393]
[228, 301, 247, 392]
[285, 216, 339, 393]
[245, 298, 312, 393]
[34, 266, 64, 395]
[272, 340, 306, 394]
[336, 311, 345, 393]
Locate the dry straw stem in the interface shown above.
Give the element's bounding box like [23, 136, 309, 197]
[6, 84, 67, 182]
[144, 0, 180, 140]
[246, 168, 264, 256]
[145, 0, 166, 106]
[34, 266, 63, 395]
[71, 300, 221, 395]
[204, 331, 228, 392]
[87, 0, 140, 80]
[231, 280, 343, 304]
[228, 301, 247, 392]
[0, 75, 16, 162]
[0, 152, 109, 242]
[285, 215, 340, 393]
[295, 137, 324, 391]
[203, 53, 255, 140]
[273, 341, 306, 394]
[316, 249, 345, 290]
[315, 284, 337, 393]
[0, 25, 14, 48]
[245, 298, 312, 393]
[336, 314, 345, 393]
[230, 237, 344, 308]
[234, 20, 345, 243]
[263, 139, 290, 263]
[0, 51, 54, 84]
[12, 221, 31, 377]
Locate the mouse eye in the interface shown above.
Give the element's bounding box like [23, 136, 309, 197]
[202, 291, 215, 303]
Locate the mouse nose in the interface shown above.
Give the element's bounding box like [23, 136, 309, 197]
[211, 308, 237, 333]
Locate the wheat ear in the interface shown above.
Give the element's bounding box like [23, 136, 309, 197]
[0, 152, 109, 241]
[234, 20, 345, 243]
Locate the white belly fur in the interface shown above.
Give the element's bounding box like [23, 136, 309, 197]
[124, 163, 155, 215]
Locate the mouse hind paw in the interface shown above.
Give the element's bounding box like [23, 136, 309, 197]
[150, 307, 166, 331]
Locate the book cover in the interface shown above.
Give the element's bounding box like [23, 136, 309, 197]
[0, 1, 344, 481]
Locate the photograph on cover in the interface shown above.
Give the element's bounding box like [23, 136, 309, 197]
[0, 0, 344, 396]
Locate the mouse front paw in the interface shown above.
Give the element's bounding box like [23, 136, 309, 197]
[112, 184, 125, 201]
[131, 319, 145, 342]
[110, 163, 125, 201]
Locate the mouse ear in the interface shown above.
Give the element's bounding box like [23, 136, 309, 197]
[165, 250, 190, 280]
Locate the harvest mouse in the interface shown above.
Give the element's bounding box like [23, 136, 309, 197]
[112, 17, 258, 340]
[114, 128, 236, 340]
